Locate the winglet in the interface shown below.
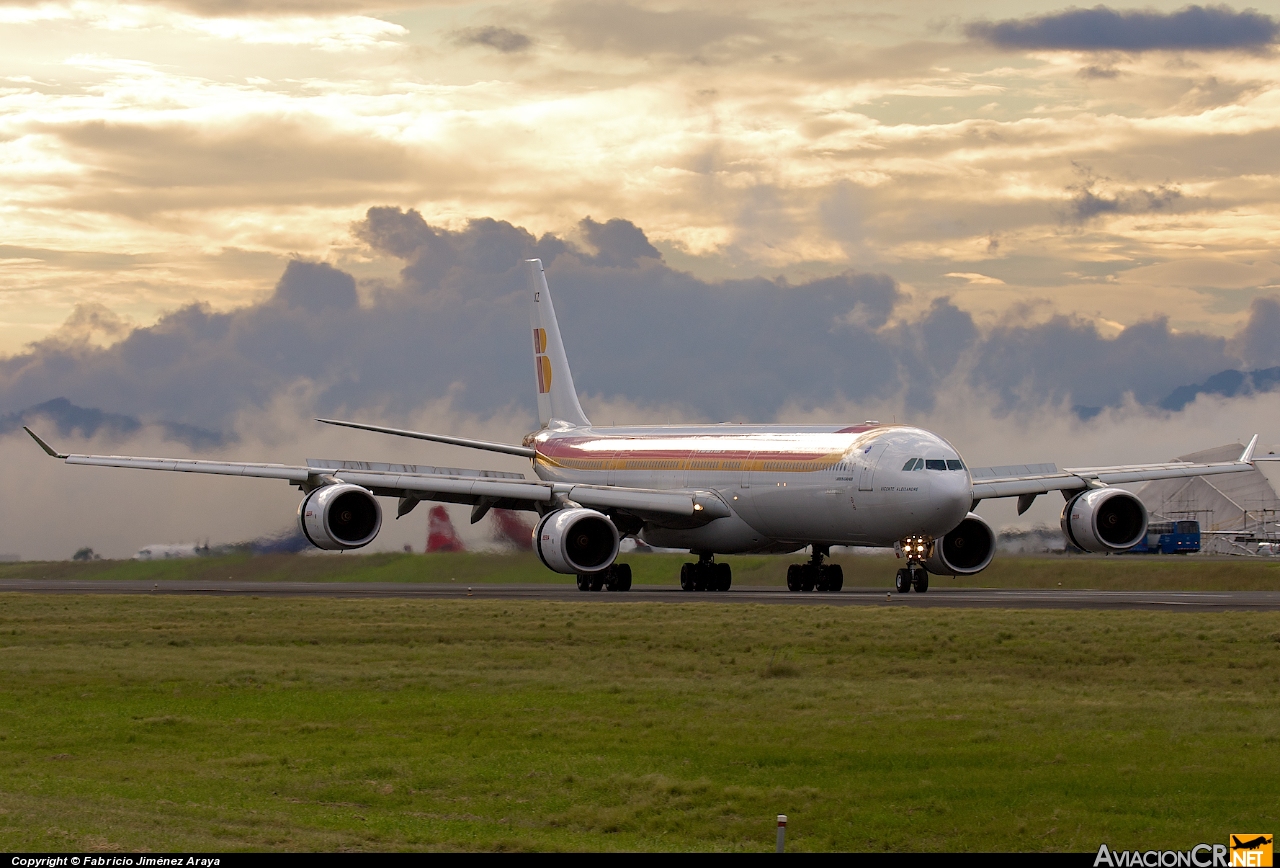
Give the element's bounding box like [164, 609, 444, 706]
[1241, 434, 1259, 464]
[24, 427, 68, 459]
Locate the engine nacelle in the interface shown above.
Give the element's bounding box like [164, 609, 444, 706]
[298, 483, 382, 550]
[535, 507, 619, 575]
[1061, 488, 1147, 553]
[925, 512, 995, 576]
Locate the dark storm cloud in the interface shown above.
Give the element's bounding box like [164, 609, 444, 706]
[0, 397, 227, 449]
[967, 5, 1279, 53]
[972, 315, 1240, 419]
[0, 209, 1275, 439]
[1232, 296, 1280, 368]
[453, 26, 533, 53]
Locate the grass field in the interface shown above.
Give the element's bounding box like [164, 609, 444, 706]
[4, 550, 1280, 591]
[1, 592, 1278, 851]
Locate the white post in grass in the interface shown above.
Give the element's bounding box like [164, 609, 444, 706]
[776, 815, 787, 852]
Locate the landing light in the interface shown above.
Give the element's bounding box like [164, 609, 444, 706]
[694, 503, 704, 511]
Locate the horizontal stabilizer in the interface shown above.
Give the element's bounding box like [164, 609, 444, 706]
[316, 418, 535, 458]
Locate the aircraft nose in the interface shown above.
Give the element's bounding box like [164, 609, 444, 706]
[935, 469, 972, 523]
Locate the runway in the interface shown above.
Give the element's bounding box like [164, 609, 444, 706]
[2, 579, 1279, 610]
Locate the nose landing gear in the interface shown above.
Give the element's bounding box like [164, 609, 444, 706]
[680, 553, 732, 591]
[894, 565, 929, 593]
[785, 545, 844, 593]
[894, 536, 932, 593]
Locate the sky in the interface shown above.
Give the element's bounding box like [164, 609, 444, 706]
[1, 0, 1279, 558]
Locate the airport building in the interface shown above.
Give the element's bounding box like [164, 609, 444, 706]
[1135, 443, 1280, 554]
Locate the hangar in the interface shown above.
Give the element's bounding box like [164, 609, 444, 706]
[1136, 444, 1280, 554]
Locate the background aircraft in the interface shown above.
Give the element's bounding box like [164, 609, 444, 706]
[26, 261, 1269, 593]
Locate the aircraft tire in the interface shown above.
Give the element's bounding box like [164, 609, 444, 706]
[716, 562, 732, 591]
[894, 568, 912, 594]
[577, 574, 591, 591]
[680, 563, 695, 591]
[800, 565, 816, 592]
[912, 569, 929, 593]
[610, 563, 633, 592]
[786, 564, 801, 592]
[825, 564, 844, 592]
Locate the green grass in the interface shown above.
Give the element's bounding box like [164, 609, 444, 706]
[1, 594, 1278, 851]
[5, 551, 1280, 590]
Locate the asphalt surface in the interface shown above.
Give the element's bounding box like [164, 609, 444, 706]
[2, 579, 1279, 610]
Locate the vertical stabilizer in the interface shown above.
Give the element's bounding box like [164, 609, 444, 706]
[526, 259, 591, 429]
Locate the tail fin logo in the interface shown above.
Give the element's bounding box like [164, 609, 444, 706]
[535, 354, 552, 394]
[533, 328, 552, 393]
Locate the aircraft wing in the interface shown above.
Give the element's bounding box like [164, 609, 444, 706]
[970, 435, 1262, 501]
[24, 428, 730, 524]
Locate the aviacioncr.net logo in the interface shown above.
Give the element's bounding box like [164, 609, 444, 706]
[1095, 837, 1273, 868]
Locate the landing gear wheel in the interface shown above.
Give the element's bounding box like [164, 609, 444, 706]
[800, 564, 817, 592]
[605, 563, 632, 592]
[716, 562, 732, 591]
[911, 568, 929, 593]
[824, 564, 844, 592]
[577, 574, 591, 591]
[588, 573, 605, 591]
[786, 564, 801, 592]
[680, 563, 695, 591]
[894, 568, 912, 594]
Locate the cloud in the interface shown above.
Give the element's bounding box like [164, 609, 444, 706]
[967, 4, 1280, 53]
[1157, 365, 1280, 411]
[1232, 295, 1280, 367]
[1064, 166, 1185, 223]
[1, 209, 1276, 443]
[453, 25, 533, 53]
[543, 0, 771, 58]
[0, 397, 228, 449]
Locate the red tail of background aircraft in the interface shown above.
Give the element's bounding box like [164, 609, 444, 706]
[491, 508, 533, 550]
[426, 505, 464, 553]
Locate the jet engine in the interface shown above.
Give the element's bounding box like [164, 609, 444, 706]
[298, 483, 382, 550]
[535, 507, 620, 575]
[1060, 488, 1147, 553]
[924, 512, 995, 576]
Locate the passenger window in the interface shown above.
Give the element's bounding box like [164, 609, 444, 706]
[925, 459, 947, 470]
[946, 459, 964, 470]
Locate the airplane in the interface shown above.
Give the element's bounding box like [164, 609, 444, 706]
[1232, 836, 1272, 851]
[23, 259, 1273, 593]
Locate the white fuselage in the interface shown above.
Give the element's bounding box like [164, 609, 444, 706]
[528, 422, 972, 554]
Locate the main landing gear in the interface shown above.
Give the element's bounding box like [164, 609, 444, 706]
[680, 554, 732, 591]
[786, 545, 844, 593]
[576, 562, 632, 592]
[894, 565, 929, 593]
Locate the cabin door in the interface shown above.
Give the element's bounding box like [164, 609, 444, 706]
[858, 443, 887, 491]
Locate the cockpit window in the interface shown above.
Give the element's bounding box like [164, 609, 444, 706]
[946, 459, 965, 470]
[902, 459, 916, 471]
[925, 459, 947, 470]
